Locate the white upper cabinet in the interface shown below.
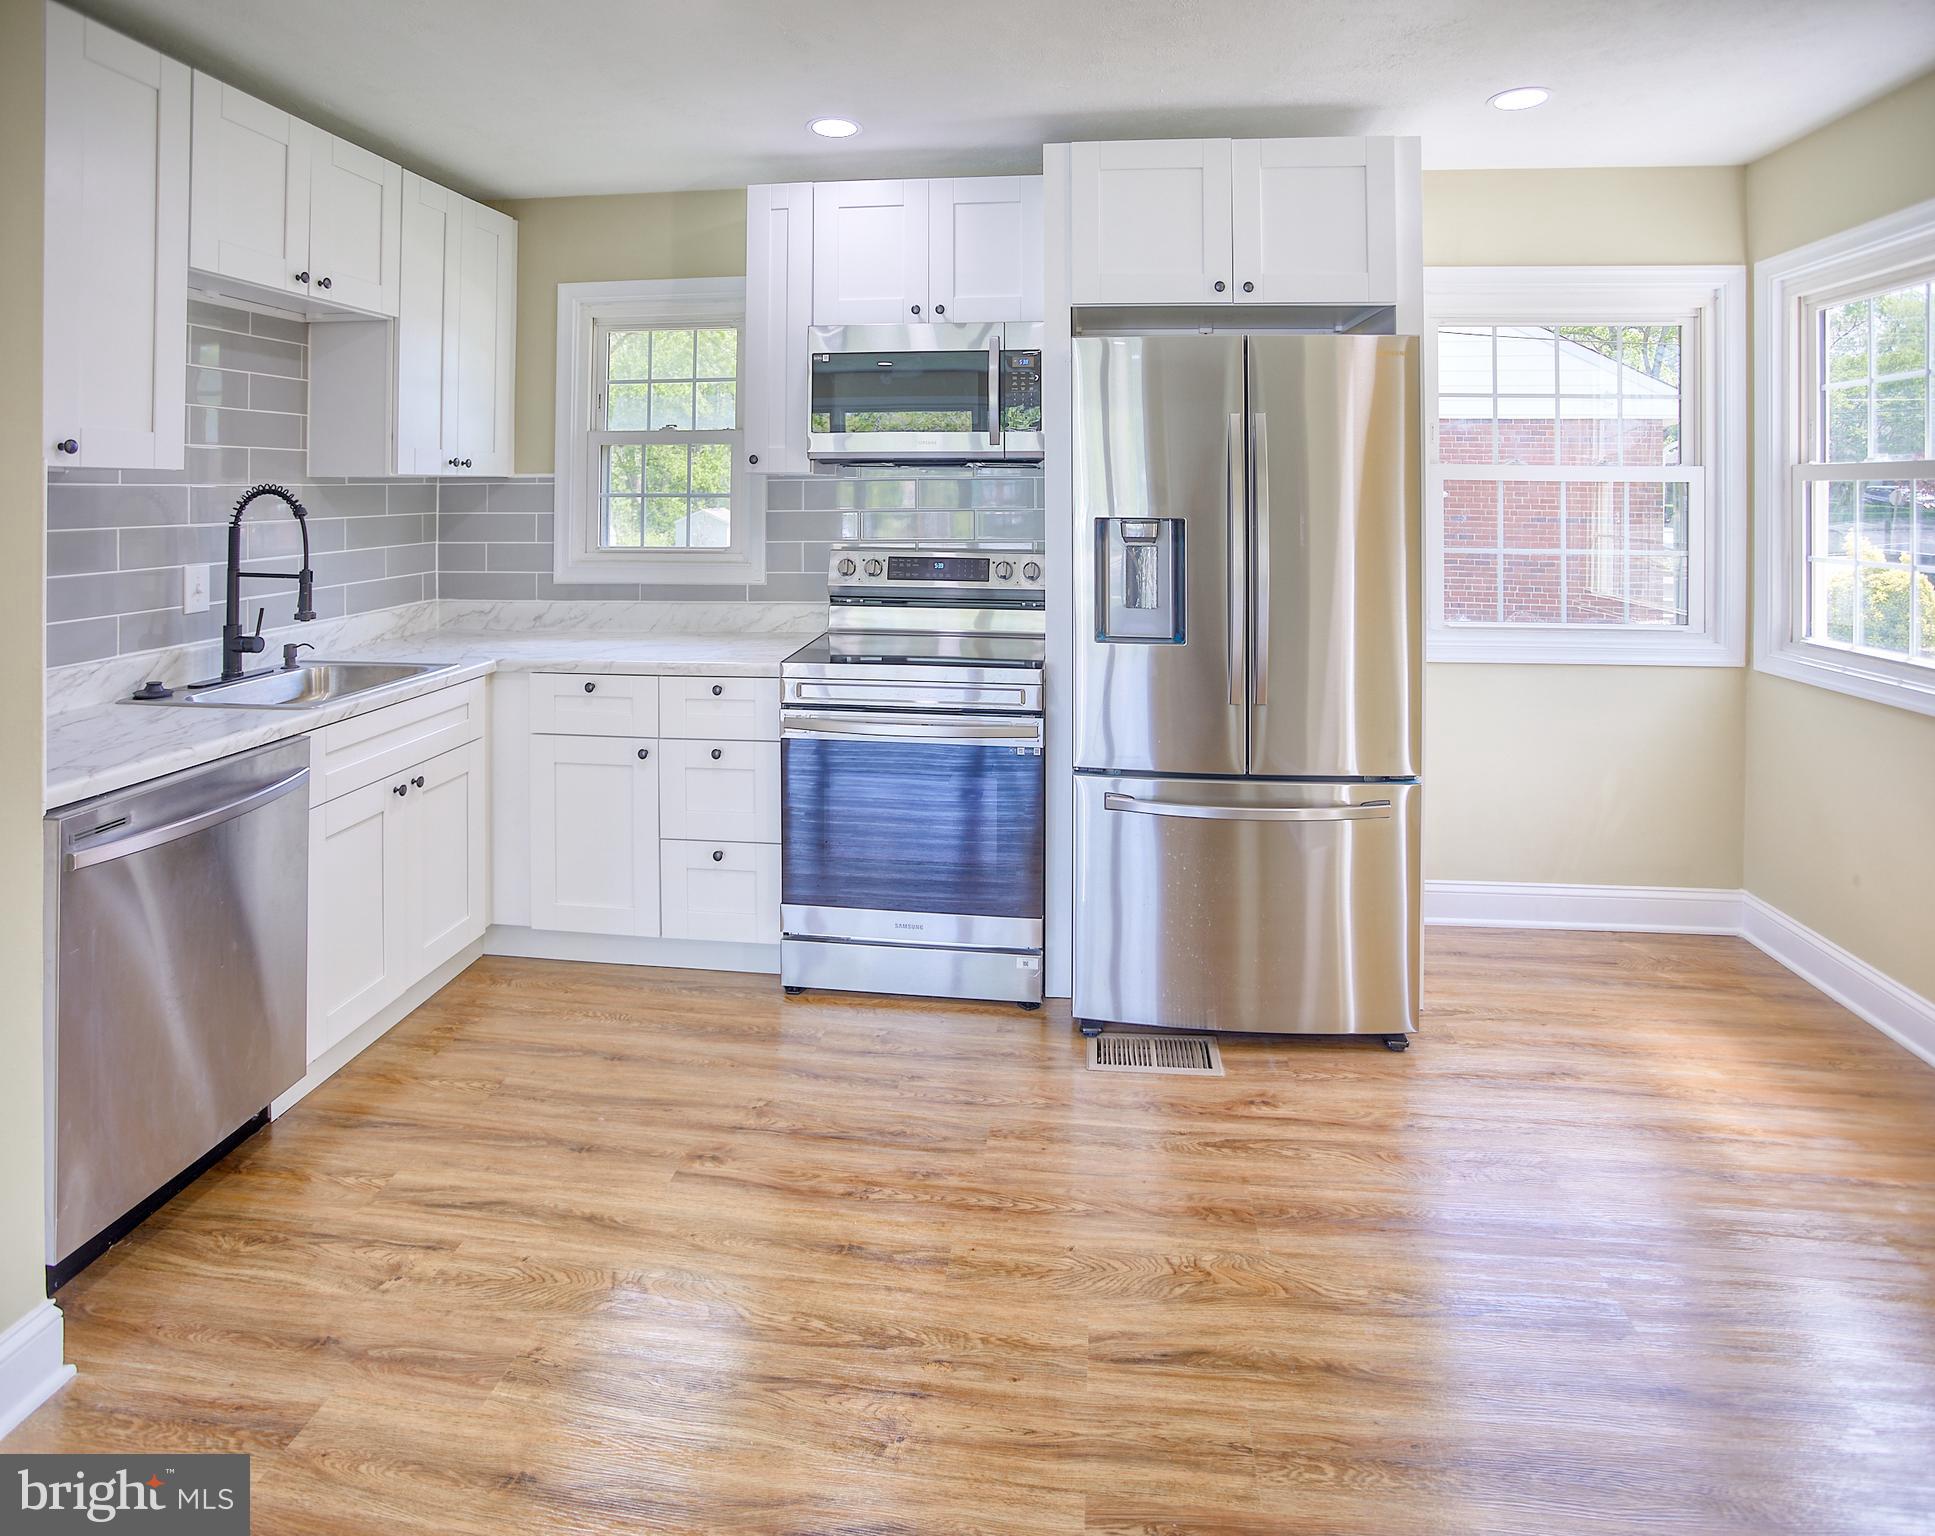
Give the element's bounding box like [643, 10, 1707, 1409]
[1231, 137, 1397, 305]
[393, 172, 461, 475]
[189, 71, 400, 317]
[742, 182, 813, 475]
[188, 73, 310, 298]
[1070, 139, 1233, 305]
[813, 179, 931, 324]
[451, 198, 516, 476]
[304, 127, 403, 315]
[927, 176, 1044, 323]
[43, 4, 189, 470]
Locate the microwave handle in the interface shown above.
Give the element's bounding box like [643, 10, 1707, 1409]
[987, 334, 1003, 449]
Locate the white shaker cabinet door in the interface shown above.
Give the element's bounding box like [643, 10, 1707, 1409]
[401, 740, 488, 979]
[43, 5, 189, 470]
[307, 777, 405, 1062]
[451, 197, 517, 476]
[305, 127, 403, 316]
[1069, 139, 1233, 305]
[812, 179, 930, 324]
[742, 182, 813, 475]
[394, 171, 461, 475]
[188, 71, 310, 297]
[529, 736, 660, 937]
[658, 739, 779, 845]
[1231, 137, 1397, 305]
[660, 841, 779, 944]
[927, 176, 1043, 323]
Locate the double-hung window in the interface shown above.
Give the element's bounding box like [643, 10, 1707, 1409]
[553, 278, 760, 586]
[1424, 268, 1746, 664]
[1757, 197, 1935, 715]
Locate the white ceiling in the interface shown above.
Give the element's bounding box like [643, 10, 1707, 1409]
[76, 0, 1935, 200]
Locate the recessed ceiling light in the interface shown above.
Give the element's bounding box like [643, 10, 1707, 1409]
[809, 117, 861, 139]
[1488, 86, 1550, 112]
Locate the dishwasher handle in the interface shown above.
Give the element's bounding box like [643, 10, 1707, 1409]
[67, 766, 310, 870]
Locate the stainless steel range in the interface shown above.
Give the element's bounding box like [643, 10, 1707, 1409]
[780, 544, 1045, 1007]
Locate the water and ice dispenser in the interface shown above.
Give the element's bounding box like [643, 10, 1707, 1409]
[1095, 518, 1184, 643]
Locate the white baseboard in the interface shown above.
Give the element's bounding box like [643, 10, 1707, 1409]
[1425, 879, 1935, 1069]
[484, 925, 779, 975]
[0, 1300, 73, 1442]
[271, 940, 486, 1118]
[1423, 880, 1744, 934]
[1739, 894, 1935, 1069]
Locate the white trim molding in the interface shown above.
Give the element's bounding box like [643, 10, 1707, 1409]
[552, 277, 759, 588]
[1753, 194, 1935, 718]
[1423, 265, 1749, 666]
[1424, 879, 1935, 1068]
[0, 1301, 74, 1441]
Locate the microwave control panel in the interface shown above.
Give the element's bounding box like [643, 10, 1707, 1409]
[1000, 350, 1043, 430]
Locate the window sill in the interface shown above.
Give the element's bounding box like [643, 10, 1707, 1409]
[1755, 641, 1935, 719]
[552, 547, 767, 588]
[1428, 628, 1745, 667]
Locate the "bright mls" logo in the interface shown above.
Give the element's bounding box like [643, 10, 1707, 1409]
[2, 1455, 248, 1532]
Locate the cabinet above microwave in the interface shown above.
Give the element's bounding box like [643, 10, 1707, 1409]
[807, 322, 1043, 464]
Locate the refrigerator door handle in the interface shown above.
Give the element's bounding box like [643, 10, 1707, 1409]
[1227, 411, 1246, 707]
[1102, 793, 1393, 822]
[1251, 411, 1270, 707]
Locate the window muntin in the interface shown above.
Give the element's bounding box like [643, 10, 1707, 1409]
[1799, 276, 1935, 670]
[594, 324, 738, 552]
[1433, 322, 1699, 631]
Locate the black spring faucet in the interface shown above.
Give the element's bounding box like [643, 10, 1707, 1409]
[221, 484, 316, 682]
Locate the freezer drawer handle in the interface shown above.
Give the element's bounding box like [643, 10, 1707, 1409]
[1102, 793, 1391, 823]
[67, 767, 310, 870]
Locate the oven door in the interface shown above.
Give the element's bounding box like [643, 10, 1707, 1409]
[781, 709, 1044, 949]
[809, 324, 1001, 461]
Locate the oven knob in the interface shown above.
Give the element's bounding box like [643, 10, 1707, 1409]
[836, 556, 857, 577]
[1022, 561, 1042, 582]
[994, 560, 1015, 580]
[864, 558, 884, 577]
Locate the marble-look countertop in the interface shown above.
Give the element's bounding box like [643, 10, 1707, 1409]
[45, 627, 815, 810]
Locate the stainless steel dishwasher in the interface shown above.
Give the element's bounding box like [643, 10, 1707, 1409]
[44, 737, 309, 1285]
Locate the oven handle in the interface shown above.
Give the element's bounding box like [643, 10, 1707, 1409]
[1103, 793, 1391, 822]
[783, 711, 1042, 747]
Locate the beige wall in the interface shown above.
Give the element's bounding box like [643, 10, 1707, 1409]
[1, 0, 48, 1327]
[1418, 167, 1749, 888]
[1742, 69, 1935, 1000]
[493, 190, 745, 474]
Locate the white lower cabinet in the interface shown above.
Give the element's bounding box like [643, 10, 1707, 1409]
[661, 841, 780, 943]
[529, 735, 660, 936]
[307, 736, 486, 1063]
[658, 739, 780, 844]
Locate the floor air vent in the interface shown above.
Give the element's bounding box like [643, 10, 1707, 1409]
[1085, 1032, 1224, 1076]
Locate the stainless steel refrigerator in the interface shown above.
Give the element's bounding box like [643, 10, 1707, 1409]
[1072, 332, 1421, 1045]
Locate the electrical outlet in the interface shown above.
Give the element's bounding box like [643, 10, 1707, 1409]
[182, 563, 210, 614]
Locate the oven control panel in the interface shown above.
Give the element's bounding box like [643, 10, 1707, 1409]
[829, 545, 1045, 592]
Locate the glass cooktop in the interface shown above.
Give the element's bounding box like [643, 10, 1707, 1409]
[785, 632, 1045, 669]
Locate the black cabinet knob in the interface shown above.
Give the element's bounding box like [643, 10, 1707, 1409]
[910, 304, 921, 316]
[1242, 281, 1255, 293]
[295, 270, 309, 284]
[934, 304, 945, 315]
[1213, 280, 1226, 293]
[393, 782, 407, 797]
[636, 748, 649, 760]
[54, 438, 78, 455]
[316, 276, 332, 290]
[748, 453, 759, 465]
[458, 458, 472, 468]
[711, 849, 724, 862]
[711, 683, 723, 696]
[447, 457, 460, 467]
[583, 681, 596, 693]
[412, 775, 425, 789]
[710, 747, 722, 760]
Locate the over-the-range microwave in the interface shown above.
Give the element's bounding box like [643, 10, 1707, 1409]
[808, 322, 1043, 463]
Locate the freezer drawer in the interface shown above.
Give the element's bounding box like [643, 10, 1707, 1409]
[1073, 774, 1419, 1036]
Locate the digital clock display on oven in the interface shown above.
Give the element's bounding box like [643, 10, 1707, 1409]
[887, 556, 990, 583]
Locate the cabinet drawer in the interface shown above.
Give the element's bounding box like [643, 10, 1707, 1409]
[310, 679, 484, 805]
[530, 672, 659, 737]
[659, 675, 779, 741]
[659, 739, 779, 843]
[660, 840, 779, 944]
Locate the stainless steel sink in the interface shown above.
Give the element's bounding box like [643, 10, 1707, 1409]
[129, 661, 460, 709]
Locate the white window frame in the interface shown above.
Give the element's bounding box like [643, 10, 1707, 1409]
[1755, 195, 1935, 718]
[553, 277, 760, 586]
[1424, 266, 1747, 665]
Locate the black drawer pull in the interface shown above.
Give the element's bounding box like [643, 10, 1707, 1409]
[636, 748, 649, 760]
[711, 683, 723, 696]
[710, 747, 722, 760]
[583, 681, 596, 693]
[711, 849, 724, 862]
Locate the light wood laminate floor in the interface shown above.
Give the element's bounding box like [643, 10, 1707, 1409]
[8, 930, 1935, 1533]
